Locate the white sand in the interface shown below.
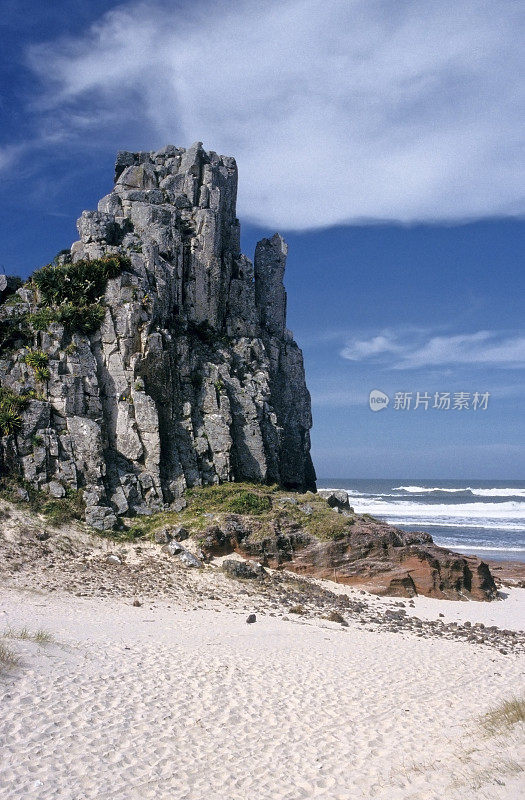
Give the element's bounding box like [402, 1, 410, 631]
[1, 586, 524, 800]
[400, 586, 525, 631]
[309, 575, 525, 632]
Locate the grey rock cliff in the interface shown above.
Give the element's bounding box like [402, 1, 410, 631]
[0, 143, 316, 528]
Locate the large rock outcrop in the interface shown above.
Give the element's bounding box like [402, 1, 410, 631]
[201, 512, 497, 601]
[0, 143, 315, 528]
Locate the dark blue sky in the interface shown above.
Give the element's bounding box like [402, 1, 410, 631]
[1, 0, 523, 479]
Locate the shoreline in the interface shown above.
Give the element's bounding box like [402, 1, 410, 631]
[316, 479, 525, 570]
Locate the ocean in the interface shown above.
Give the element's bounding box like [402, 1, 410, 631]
[316, 479, 525, 562]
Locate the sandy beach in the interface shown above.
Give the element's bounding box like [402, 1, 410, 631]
[1, 557, 524, 800]
[0, 4, 523, 798]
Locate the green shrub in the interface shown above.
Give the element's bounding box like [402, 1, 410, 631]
[35, 367, 50, 382]
[3, 293, 23, 306]
[23, 350, 50, 382]
[23, 350, 48, 370]
[26, 255, 128, 336]
[30, 304, 105, 335]
[28, 308, 58, 331]
[0, 387, 28, 436]
[32, 255, 129, 306]
[55, 302, 106, 334]
[20, 388, 45, 401]
[0, 405, 23, 436]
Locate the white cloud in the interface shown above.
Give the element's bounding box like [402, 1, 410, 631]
[341, 333, 404, 360]
[14, 0, 525, 229]
[341, 329, 525, 369]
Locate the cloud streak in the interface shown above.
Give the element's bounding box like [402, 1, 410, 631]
[341, 330, 525, 369]
[6, 0, 524, 230]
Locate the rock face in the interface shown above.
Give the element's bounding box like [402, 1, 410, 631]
[201, 516, 497, 601]
[0, 143, 315, 527]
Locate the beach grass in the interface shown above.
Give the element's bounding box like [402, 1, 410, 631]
[480, 696, 525, 735]
[0, 640, 21, 671]
[3, 626, 55, 645]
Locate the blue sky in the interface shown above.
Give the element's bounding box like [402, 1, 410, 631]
[1, 0, 524, 479]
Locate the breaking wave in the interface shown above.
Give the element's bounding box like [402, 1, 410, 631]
[393, 485, 525, 498]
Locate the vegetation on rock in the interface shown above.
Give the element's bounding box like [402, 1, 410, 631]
[26, 254, 130, 335]
[41, 491, 85, 526]
[22, 350, 50, 382]
[0, 475, 84, 525]
[0, 314, 32, 353]
[0, 145, 316, 530]
[118, 482, 355, 543]
[0, 387, 28, 436]
[31, 255, 129, 305]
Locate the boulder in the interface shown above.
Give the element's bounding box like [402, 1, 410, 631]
[170, 525, 189, 542]
[48, 481, 65, 499]
[178, 549, 202, 568]
[222, 559, 266, 580]
[154, 528, 171, 544]
[318, 490, 350, 510]
[0, 274, 22, 301]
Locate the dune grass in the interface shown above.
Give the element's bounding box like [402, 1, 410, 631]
[3, 626, 55, 645]
[0, 641, 21, 671]
[0, 626, 56, 674]
[480, 696, 525, 735]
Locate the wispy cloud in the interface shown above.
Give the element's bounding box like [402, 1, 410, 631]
[0, 145, 24, 172]
[341, 329, 525, 369]
[1, 0, 522, 230]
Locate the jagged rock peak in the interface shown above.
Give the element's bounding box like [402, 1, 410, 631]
[0, 143, 316, 529]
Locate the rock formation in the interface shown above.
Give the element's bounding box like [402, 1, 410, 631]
[201, 509, 497, 601]
[0, 143, 316, 528]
